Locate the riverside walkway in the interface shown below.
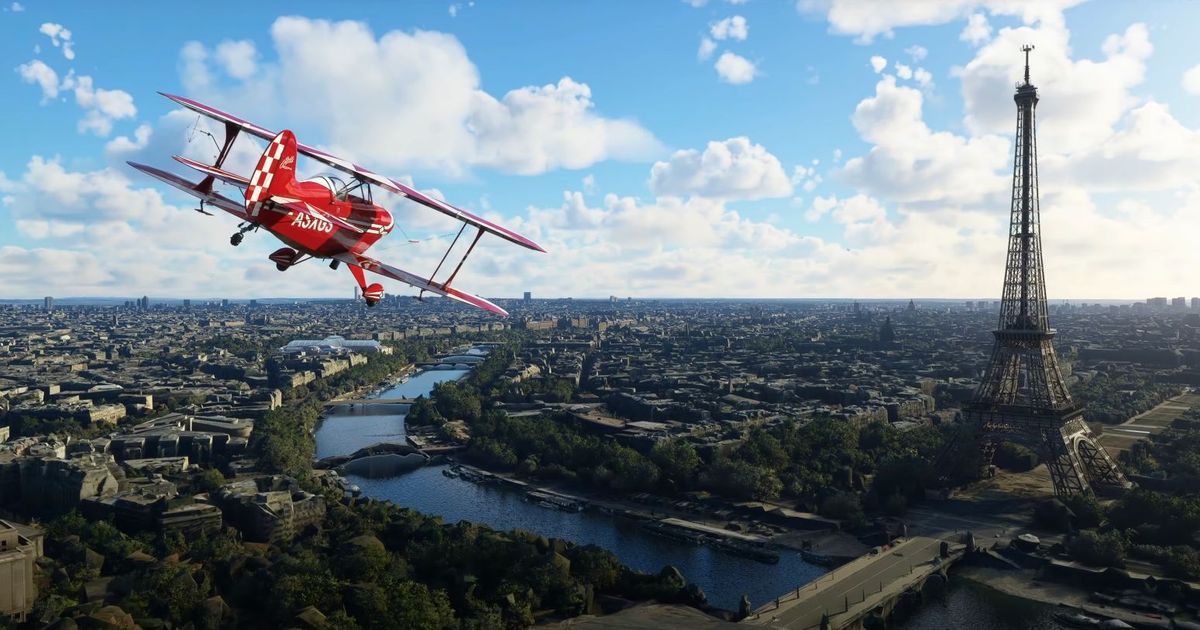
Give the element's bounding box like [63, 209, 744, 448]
[742, 536, 963, 629]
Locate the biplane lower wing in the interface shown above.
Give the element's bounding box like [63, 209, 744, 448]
[331, 251, 507, 316]
[159, 92, 545, 253]
[126, 162, 249, 220]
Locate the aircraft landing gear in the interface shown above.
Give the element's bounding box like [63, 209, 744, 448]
[230, 223, 255, 247]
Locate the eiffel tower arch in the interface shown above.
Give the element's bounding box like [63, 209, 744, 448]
[963, 46, 1129, 498]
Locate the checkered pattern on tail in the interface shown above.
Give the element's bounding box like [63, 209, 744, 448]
[245, 130, 296, 217]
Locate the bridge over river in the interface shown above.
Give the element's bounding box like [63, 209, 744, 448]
[742, 537, 964, 630]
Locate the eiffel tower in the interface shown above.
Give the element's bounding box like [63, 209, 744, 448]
[964, 46, 1129, 497]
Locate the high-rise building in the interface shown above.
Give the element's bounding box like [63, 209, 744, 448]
[42, 297, 53, 311]
[221, 299, 230, 308]
[1192, 298, 1200, 310]
[138, 296, 149, 310]
[1172, 297, 1187, 309]
[1147, 297, 1168, 308]
[182, 299, 191, 309]
[523, 291, 532, 303]
[962, 47, 1126, 497]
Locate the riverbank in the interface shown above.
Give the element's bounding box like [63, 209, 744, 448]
[446, 463, 794, 565]
[955, 563, 1175, 628]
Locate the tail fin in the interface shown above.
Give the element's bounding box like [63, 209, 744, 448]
[245, 130, 300, 216]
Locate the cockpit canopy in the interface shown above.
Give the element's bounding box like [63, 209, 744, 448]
[303, 173, 351, 201]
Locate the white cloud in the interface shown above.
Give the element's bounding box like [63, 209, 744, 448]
[1182, 64, 1200, 96]
[905, 45, 928, 61]
[104, 124, 152, 156]
[894, 62, 913, 79]
[448, 3, 460, 17]
[959, 22, 1152, 154]
[38, 22, 75, 60]
[16, 61, 137, 136]
[842, 75, 1009, 204]
[178, 17, 661, 177]
[913, 67, 932, 87]
[17, 60, 59, 101]
[961, 13, 992, 45]
[582, 174, 596, 194]
[10, 2, 25, 12]
[870, 55, 887, 73]
[710, 15, 748, 41]
[61, 73, 137, 136]
[649, 137, 792, 200]
[714, 51, 758, 84]
[214, 40, 258, 80]
[800, 0, 1082, 44]
[698, 37, 717, 61]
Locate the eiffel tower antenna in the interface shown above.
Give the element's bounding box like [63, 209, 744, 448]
[963, 45, 1129, 497]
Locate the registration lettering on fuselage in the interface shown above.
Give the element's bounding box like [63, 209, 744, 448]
[290, 212, 334, 233]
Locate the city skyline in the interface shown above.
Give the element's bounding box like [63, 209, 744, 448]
[3, 1, 1200, 300]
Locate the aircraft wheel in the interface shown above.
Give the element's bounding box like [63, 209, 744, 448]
[230, 233, 244, 247]
[366, 300, 379, 308]
[276, 263, 288, 272]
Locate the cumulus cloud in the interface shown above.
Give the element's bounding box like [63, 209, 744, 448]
[799, 0, 1082, 44]
[698, 37, 717, 60]
[959, 22, 1152, 154]
[39, 22, 75, 60]
[841, 75, 1009, 204]
[905, 45, 928, 61]
[649, 137, 791, 200]
[61, 73, 137, 136]
[10, 2, 25, 11]
[175, 17, 661, 177]
[214, 40, 258, 79]
[16, 60, 59, 101]
[710, 15, 748, 41]
[714, 51, 757, 84]
[1183, 64, 1200, 96]
[961, 13, 992, 45]
[869, 55, 887, 73]
[16, 58, 137, 137]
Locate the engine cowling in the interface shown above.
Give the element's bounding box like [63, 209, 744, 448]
[364, 283, 384, 307]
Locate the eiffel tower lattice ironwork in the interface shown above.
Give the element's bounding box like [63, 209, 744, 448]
[964, 46, 1129, 497]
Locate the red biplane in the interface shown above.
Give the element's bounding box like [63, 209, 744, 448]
[128, 93, 544, 316]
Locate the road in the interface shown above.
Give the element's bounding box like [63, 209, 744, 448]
[744, 537, 948, 629]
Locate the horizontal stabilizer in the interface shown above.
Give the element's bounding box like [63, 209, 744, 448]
[331, 251, 507, 316]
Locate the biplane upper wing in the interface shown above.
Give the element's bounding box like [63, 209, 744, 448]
[331, 251, 508, 317]
[159, 92, 545, 253]
[126, 162, 249, 220]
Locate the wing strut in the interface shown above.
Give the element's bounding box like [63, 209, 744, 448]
[196, 121, 242, 194]
[425, 225, 484, 295]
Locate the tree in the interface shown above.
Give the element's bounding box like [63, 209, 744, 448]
[1069, 530, 1126, 568]
[193, 468, 226, 494]
[700, 458, 782, 501]
[820, 493, 866, 529]
[650, 439, 701, 489]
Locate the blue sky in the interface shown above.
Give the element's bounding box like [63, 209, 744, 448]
[3, 1, 1199, 300]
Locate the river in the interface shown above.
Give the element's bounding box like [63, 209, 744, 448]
[897, 579, 1068, 629]
[314, 365, 823, 612]
[313, 362, 1066, 624]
